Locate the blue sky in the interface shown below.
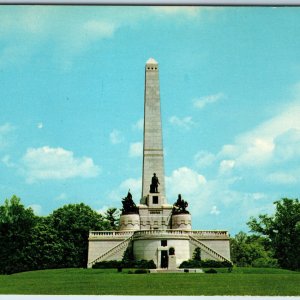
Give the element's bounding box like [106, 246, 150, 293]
[1, 6, 300, 235]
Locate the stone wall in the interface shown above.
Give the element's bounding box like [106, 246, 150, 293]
[133, 238, 190, 268]
[189, 239, 231, 261]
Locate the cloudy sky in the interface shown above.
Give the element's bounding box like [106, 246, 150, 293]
[1, 6, 300, 234]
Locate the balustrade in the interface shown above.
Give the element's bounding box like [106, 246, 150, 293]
[89, 229, 229, 239]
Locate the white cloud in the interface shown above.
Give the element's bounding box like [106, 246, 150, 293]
[27, 204, 42, 215]
[150, 7, 216, 18]
[129, 142, 143, 157]
[273, 128, 300, 162]
[210, 205, 220, 215]
[109, 177, 142, 205]
[132, 118, 144, 131]
[110, 129, 124, 144]
[266, 172, 298, 185]
[37, 122, 43, 129]
[1, 155, 16, 168]
[218, 99, 300, 169]
[166, 167, 206, 199]
[169, 116, 194, 130]
[68, 20, 117, 55]
[96, 205, 109, 215]
[55, 193, 68, 201]
[82, 20, 116, 39]
[194, 151, 216, 168]
[219, 160, 235, 175]
[193, 93, 225, 109]
[22, 146, 100, 183]
[0, 123, 15, 150]
[0, 7, 222, 70]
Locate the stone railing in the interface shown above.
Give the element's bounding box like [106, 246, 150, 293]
[89, 231, 133, 239]
[133, 229, 229, 238]
[189, 230, 229, 237]
[89, 229, 229, 240]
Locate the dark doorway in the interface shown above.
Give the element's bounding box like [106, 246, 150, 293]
[161, 250, 168, 268]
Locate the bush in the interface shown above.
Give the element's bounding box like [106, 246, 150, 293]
[179, 259, 232, 269]
[179, 259, 202, 269]
[134, 269, 149, 274]
[93, 259, 156, 269]
[205, 268, 217, 273]
[92, 260, 121, 269]
[201, 260, 232, 268]
[135, 260, 156, 269]
[122, 259, 156, 269]
[251, 257, 279, 268]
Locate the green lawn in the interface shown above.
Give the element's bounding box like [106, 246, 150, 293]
[0, 267, 299, 295]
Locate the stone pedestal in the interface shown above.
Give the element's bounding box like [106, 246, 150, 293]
[171, 213, 192, 230]
[119, 214, 140, 231]
[168, 255, 177, 270]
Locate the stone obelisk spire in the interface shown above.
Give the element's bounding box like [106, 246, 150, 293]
[141, 58, 166, 205]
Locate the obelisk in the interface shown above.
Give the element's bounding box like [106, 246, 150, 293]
[141, 58, 166, 205]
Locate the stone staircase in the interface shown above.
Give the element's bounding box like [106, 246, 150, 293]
[88, 235, 133, 268]
[188, 235, 231, 264]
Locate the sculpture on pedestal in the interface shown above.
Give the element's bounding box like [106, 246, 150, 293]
[121, 191, 139, 215]
[150, 173, 160, 193]
[172, 194, 190, 215]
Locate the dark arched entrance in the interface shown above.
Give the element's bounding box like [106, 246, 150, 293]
[161, 250, 168, 268]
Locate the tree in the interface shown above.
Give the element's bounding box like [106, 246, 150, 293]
[48, 203, 110, 268]
[230, 231, 275, 267]
[104, 208, 120, 230]
[0, 195, 37, 274]
[247, 198, 300, 270]
[25, 217, 64, 271]
[192, 247, 201, 261]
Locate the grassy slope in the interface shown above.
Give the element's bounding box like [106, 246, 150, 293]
[0, 268, 299, 295]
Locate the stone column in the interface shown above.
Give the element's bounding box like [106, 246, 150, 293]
[141, 58, 166, 205]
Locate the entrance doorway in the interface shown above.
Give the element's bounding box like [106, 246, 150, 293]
[161, 250, 168, 268]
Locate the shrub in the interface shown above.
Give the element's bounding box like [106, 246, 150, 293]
[122, 259, 156, 269]
[193, 247, 201, 261]
[93, 259, 156, 269]
[205, 268, 217, 273]
[201, 260, 232, 268]
[134, 269, 149, 274]
[251, 257, 279, 268]
[135, 259, 156, 269]
[179, 259, 202, 269]
[179, 259, 232, 269]
[92, 260, 121, 269]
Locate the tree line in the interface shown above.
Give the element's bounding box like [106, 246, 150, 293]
[231, 198, 300, 270]
[0, 195, 299, 274]
[0, 195, 119, 274]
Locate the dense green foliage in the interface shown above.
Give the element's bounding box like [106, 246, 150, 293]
[179, 259, 232, 269]
[248, 198, 300, 270]
[104, 208, 120, 230]
[0, 195, 113, 274]
[0, 196, 38, 274]
[92, 260, 121, 269]
[92, 259, 156, 269]
[230, 231, 277, 267]
[0, 268, 299, 295]
[192, 247, 201, 261]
